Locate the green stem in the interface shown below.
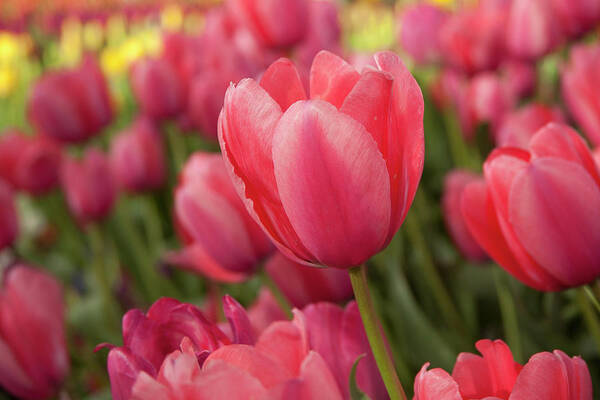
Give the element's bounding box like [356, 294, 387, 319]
[261, 269, 293, 319]
[349, 265, 406, 400]
[576, 287, 600, 353]
[583, 285, 600, 314]
[166, 123, 187, 176]
[443, 109, 479, 170]
[493, 269, 522, 362]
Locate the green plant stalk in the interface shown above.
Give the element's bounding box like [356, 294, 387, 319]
[584, 285, 600, 314]
[349, 265, 406, 400]
[576, 287, 600, 353]
[443, 109, 479, 170]
[493, 269, 522, 362]
[260, 269, 293, 319]
[166, 123, 187, 175]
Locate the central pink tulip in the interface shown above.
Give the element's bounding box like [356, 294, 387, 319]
[218, 51, 424, 268]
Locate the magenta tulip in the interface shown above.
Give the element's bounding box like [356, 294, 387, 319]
[495, 104, 565, 149]
[0, 265, 69, 400]
[219, 50, 424, 268]
[551, 0, 600, 39]
[0, 180, 18, 251]
[398, 3, 448, 64]
[506, 0, 561, 60]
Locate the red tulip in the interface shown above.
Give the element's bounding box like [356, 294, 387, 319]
[226, 0, 309, 48]
[0, 130, 62, 195]
[0, 265, 69, 400]
[219, 50, 424, 268]
[0, 180, 18, 251]
[414, 339, 592, 400]
[130, 58, 185, 120]
[169, 152, 273, 282]
[442, 170, 487, 262]
[495, 104, 565, 149]
[110, 117, 166, 192]
[265, 251, 352, 308]
[27, 56, 112, 143]
[561, 44, 600, 146]
[398, 3, 448, 64]
[506, 0, 561, 60]
[61, 148, 116, 226]
[461, 123, 600, 291]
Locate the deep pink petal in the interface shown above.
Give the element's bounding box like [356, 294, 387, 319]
[309, 51, 360, 108]
[107, 347, 156, 400]
[296, 351, 344, 400]
[223, 295, 255, 345]
[260, 58, 307, 111]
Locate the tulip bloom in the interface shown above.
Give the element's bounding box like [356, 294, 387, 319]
[27, 56, 112, 143]
[0, 265, 69, 400]
[296, 0, 342, 72]
[219, 51, 424, 268]
[0, 130, 62, 195]
[561, 44, 600, 146]
[110, 117, 166, 192]
[0, 180, 18, 250]
[465, 72, 514, 134]
[265, 251, 352, 308]
[170, 152, 273, 282]
[414, 339, 592, 400]
[506, 0, 561, 60]
[495, 104, 564, 149]
[442, 171, 487, 262]
[551, 0, 600, 39]
[61, 148, 116, 226]
[398, 3, 448, 64]
[461, 123, 600, 291]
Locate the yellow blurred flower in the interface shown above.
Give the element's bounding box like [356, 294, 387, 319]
[0, 66, 18, 98]
[83, 20, 104, 51]
[183, 12, 205, 35]
[161, 5, 183, 31]
[60, 17, 83, 66]
[101, 46, 127, 77]
[345, 3, 396, 52]
[106, 14, 127, 46]
[0, 32, 21, 65]
[139, 29, 162, 56]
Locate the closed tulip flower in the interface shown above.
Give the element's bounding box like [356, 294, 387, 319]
[219, 50, 424, 269]
[506, 0, 561, 60]
[265, 251, 352, 308]
[398, 3, 448, 64]
[110, 117, 166, 192]
[0, 130, 62, 195]
[0, 265, 69, 400]
[461, 123, 600, 291]
[551, 0, 600, 39]
[0, 179, 18, 251]
[561, 44, 600, 146]
[27, 56, 112, 143]
[169, 152, 273, 282]
[442, 171, 487, 262]
[414, 339, 592, 400]
[495, 104, 564, 149]
[61, 148, 116, 226]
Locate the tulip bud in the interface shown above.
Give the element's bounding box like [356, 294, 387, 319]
[495, 104, 564, 149]
[185, 72, 231, 140]
[0, 265, 69, 400]
[499, 61, 536, 101]
[0, 130, 62, 195]
[466, 72, 514, 133]
[0, 180, 18, 251]
[398, 3, 448, 64]
[551, 0, 600, 39]
[218, 51, 424, 269]
[265, 251, 352, 308]
[506, 0, 561, 60]
[61, 148, 116, 226]
[27, 56, 112, 143]
[110, 117, 166, 192]
[169, 152, 273, 282]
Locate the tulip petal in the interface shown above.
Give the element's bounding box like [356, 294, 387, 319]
[255, 320, 308, 376]
[260, 58, 307, 111]
[297, 351, 344, 400]
[509, 158, 600, 286]
[223, 295, 255, 345]
[272, 100, 391, 268]
[108, 347, 156, 400]
[309, 51, 360, 108]
[414, 363, 462, 400]
[0, 337, 37, 400]
[166, 245, 249, 283]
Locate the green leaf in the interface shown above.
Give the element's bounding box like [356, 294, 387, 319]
[349, 354, 371, 400]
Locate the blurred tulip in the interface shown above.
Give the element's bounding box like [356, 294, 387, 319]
[169, 152, 273, 282]
[130, 57, 185, 120]
[219, 51, 424, 268]
[461, 123, 600, 291]
[0, 130, 62, 195]
[0, 265, 69, 400]
[110, 117, 166, 192]
[495, 104, 564, 148]
[265, 251, 352, 308]
[227, 0, 309, 48]
[296, 0, 342, 72]
[442, 171, 487, 262]
[398, 3, 448, 64]
[561, 44, 600, 146]
[506, 0, 561, 60]
[414, 339, 592, 400]
[499, 61, 536, 101]
[551, 0, 600, 39]
[0, 180, 18, 250]
[465, 72, 514, 133]
[247, 288, 287, 334]
[27, 56, 112, 143]
[61, 148, 116, 226]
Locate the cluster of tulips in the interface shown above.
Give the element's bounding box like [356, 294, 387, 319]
[1, 0, 600, 399]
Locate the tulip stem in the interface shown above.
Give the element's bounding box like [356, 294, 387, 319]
[349, 264, 406, 400]
[576, 287, 600, 353]
[583, 285, 600, 314]
[443, 109, 480, 170]
[261, 269, 293, 319]
[494, 269, 522, 362]
[165, 123, 186, 175]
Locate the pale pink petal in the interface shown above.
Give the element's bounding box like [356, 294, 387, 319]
[255, 320, 308, 376]
[297, 351, 344, 400]
[414, 363, 462, 400]
[309, 51, 360, 108]
[260, 58, 307, 111]
[510, 352, 570, 400]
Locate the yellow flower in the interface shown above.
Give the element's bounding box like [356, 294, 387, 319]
[161, 5, 183, 31]
[83, 21, 104, 51]
[0, 66, 18, 98]
[0, 33, 21, 65]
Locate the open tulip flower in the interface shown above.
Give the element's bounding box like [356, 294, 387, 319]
[219, 50, 424, 269]
[461, 123, 600, 291]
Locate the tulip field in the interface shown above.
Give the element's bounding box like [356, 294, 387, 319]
[2, 0, 600, 399]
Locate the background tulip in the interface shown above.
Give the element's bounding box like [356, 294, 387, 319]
[495, 104, 565, 149]
[398, 3, 448, 64]
[506, 0, 561, 60]
[551, 0, 600, 39]
[0, 179, 18, 250]
[0, 265, 69, 400]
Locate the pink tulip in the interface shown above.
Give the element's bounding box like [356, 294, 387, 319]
[499, 61, 536, 101]
[594, 147, 600, 167]
[0, 265, 69, 400]
[561, 44, 600, 146]
[169, 152, 273, 282]
[265, 251, 352, 308]
[110, 117, 166, 192]
[495, 104, 565, 148]
[465, 72, 514, 133]
[246, 288, 287, 334]
[27, 56, 112, 143]
[218, 50, 424, 268]
[506, 0, 561, 60]
[414, 339, 592, 400]
[61, 148, 116, 226]
[461, 123, 600, 291]
[398, 3, 448, 64]
[0, 180, 18, 251]
[442, 170, 487, 262]
[226, 0, 309, 48]
[0, 130, 62, 195]
[296, 0, 342, 71]
[551, 0, 600, 39]
[130, 58, 185, 120]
